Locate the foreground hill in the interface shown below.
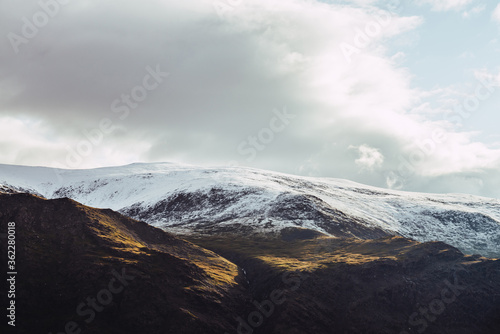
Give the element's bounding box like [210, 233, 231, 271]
[0, 162, 499, 257]
[0, 193, 248, 334]
[1, 193, 499, 333]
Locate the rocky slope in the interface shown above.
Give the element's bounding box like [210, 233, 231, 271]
[1, 162, 499, 257]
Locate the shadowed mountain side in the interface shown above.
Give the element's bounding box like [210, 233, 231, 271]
[189, 232, 500, 334]
[0, 193, 250, 334]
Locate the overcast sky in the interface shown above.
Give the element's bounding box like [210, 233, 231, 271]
[1, 0, 500, 198]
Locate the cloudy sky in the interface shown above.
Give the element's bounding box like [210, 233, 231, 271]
[1, 0, 500, 198]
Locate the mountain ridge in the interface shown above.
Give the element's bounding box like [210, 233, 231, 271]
[1, 162, 499, 257]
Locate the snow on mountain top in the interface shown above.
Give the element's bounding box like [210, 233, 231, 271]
[0, 161, 495, 200]
[1, 161, 499, 210]
[1, 162, 499, 257]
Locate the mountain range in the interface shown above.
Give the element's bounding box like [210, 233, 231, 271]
[1, 162, 499, 258]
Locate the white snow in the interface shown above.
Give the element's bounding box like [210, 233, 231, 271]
[1, 162, 499, 257]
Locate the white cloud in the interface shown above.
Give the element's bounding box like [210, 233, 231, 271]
[492, 3, 500, 24]
[0, 115, 150, 169]
[462, 4, 486, 18]
[417, 0, 475, 11]
[350, 144, 384, 170]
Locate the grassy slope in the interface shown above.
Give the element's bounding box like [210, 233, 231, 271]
[188, 230, 500, 334]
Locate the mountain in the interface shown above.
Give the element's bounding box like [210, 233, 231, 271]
[1, 193, 499, 333]
[0, 162, 499, 257]
[0, 193, 249, 334]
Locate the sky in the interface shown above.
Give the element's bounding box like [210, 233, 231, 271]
[1, 0, 500, 198]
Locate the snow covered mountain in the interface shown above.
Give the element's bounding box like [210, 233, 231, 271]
[1, 162, 499, 257]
